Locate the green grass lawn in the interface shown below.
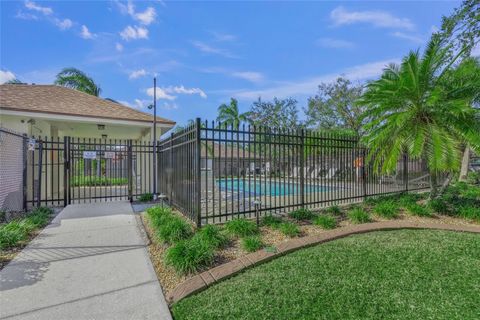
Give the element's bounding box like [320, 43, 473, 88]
[172, 230, 480, 320]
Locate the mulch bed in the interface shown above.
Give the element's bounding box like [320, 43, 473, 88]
[141, 207, 479, 299]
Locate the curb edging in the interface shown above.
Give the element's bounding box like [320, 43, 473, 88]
[167, 220, 480, 304]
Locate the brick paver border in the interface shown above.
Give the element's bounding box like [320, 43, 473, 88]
[167, 220, 480, 304]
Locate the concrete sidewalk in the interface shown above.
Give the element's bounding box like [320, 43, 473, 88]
[0, 202, 171, 320]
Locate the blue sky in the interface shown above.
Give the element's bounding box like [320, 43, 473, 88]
[0, 1, 462, 126]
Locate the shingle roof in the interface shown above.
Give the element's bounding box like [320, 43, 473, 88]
[0, 84, 175, 125]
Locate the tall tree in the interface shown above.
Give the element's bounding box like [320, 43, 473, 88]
[434, 0, 480, 180]
[248, 97, 300, 130]
[359, 38, 480, 198]
[434, 0, 480, 58]
[54, 68, 101, 96]
[305, 77, 364, 136]
[216, 98, 248, 128]
[5, 78, 24, 84]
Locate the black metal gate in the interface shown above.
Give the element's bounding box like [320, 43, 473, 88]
[24, 136, 157, 207]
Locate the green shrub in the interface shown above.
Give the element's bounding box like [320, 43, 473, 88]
[428, 198, 452, 215]
[0, 207, 53, 250]
[461, 186, 480, 200]
[398, 193, 423, 207]
[406, 203, 432, 217]
[164, 237, 215, 274]
[195, 224, 228, 249]
[313, 215, 337, 229]
[26, 209, 50, 228]
[147, 206, 173, 228]
[288, 208, 315, 221]
[458, 206, 480, 222]
[348, 207, 371, 224]
[0, 221, 29, 250]
[373, 201, 399, 219]
[224, 219, 258, 237]
[241, 236, 263, 252]
[261, 215, 283, 228]
[326, 206, 342, 216]
[157, 216, 193, 244]
[365, 194, 399, 206]
[71, 176, 128, 187]
[139, 193, 154, 202]
[279, 222, 300, 237]
[466, 171, 480, 185]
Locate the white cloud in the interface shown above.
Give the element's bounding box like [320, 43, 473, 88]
[0, 70, 16, 84]
[134, 7, 156, 25]
[191, 41, 237, 58]
[25, 1, 53, 15]
[115, 42, 124, 52]
[129, 69, 147, 79]
[231, 71, 264, 83]
[80, 25, 95, 39]
[166, 85, 207, 98]
[211, 31, 236, 42]
[146, 87, 176, 100]
[15, 10, 38, 20]
[330, 6, 415, 30]
[120, 25, 149, 41]
[162, 102, 178, 110]
[55, 18, 73, 30]
[119, 99, 149, 109]
[146, 85, 207, 100]
[316, 37, 354, 49]
[116, 1, 156, 25]
[391, 32, 424, 44]
[233, 58, 399, 100]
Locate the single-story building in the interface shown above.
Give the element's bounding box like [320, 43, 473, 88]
[0, 84, 175, 209]
[0, 84, 175, 139]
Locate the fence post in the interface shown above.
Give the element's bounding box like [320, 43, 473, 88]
[169, 132, 173, 205]
[362, 148, 367, 200]
[22, 134, 28, 211]
[63, 136, 69, 207]
[300, 129, 305, 209]
[195, 118, 202, 227]
[403, 153, 408, 193]
[127, 139, 133, 202]
[36, 140, 43, 207]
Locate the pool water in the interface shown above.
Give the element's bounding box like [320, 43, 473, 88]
[217, 178, 334, 196]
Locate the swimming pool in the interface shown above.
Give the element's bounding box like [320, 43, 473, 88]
[217, 178, 334, 196]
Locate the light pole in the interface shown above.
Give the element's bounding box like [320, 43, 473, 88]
[148, 77, 158, 200]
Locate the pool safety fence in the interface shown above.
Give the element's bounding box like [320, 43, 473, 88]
[158, 119, 439, 226]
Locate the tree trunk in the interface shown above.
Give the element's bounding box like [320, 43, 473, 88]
[437, 172, 453, 196]
[429, 171, 438, 199]
[459, 145, 470, 182]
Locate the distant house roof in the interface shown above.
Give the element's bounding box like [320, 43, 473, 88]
[0, 84, 175, 125]
[201, 143, 257, 159]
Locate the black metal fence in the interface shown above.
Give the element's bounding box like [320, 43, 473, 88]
[1, 121, 439, 225]
[157, 119, 436, 226]
[0, 128, 160, 211]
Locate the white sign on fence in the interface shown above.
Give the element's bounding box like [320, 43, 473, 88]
[104, 151, 115, 159]
[27, 138, 36, 151]
[83, 151, 97, 159]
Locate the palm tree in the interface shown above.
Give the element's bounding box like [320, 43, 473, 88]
[360, 38, 480, 198]
[54, 68, 101, 96]
[216, 98, 249, 128]
[5, 78, 24, 84]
